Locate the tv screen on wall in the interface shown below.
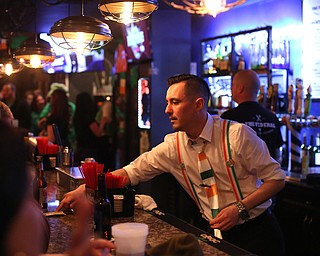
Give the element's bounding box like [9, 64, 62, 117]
[40, 33, 105, 74]
[122, 20, 152, 63]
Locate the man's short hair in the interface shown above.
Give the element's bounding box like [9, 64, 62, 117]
[167, 74, 211, 104]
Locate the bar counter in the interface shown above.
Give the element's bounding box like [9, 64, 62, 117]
[44, 170, 252, 255]
[274, 169, 320, 255]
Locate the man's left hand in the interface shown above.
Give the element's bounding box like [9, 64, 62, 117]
[209, 204, 239, 231]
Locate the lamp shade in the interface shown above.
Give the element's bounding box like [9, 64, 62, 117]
[0, 54, 24, 76]
[14, 37, 55, 69]
[49, 15, 113, 52]
[163, 0, 246, 18]
[98, 0, 158, 24]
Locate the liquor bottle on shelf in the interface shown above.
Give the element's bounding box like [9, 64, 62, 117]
[238, 55, 245, 70]
[295, 79, 304, 117]
[266, 83, 273, 110]
[304, 85, 312, 118]
[271, 83, 278, 113]
[301, 133, 309, 174]
[258, 85, 266, 107]
[33, 156, 48, 212]
[287, 82, 295, 115]
[259, 42, 267, 69]
[94, 173, 112, 240]
[315, 133, 320, 167]
[203, 44, 216, 74]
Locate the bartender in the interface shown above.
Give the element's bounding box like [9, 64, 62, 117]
[58, 74, 285, 256]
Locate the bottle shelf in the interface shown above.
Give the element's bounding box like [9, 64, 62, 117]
[280, 114, 320, 128]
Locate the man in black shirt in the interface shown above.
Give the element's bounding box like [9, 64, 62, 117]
[221, 70, 283, 162]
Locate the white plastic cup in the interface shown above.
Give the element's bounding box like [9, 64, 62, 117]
[112, 222, 148, 256]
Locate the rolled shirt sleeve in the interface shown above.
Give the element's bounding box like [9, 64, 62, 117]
[123, 133, 179, 186]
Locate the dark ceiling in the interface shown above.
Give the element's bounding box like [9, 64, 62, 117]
[0, 0, 262, 41]
[0, 0, 172, 39]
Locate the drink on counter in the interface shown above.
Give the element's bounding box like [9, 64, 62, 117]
[112, 222, 148, 256]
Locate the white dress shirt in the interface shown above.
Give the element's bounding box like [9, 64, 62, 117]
[123, 114, 285, 223]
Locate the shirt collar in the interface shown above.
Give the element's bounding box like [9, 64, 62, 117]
[183, 113, 213, 147]
[199, 113, 213, 143]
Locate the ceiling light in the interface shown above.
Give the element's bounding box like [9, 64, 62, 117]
[0, 57, 24, 76]
[98, 0, 158, 24]
[0, 45, 24, 76]
[49, 16, 113, 53]
[14, 35, 55, 69]
[163, 0, 246, 18]
[49, 1, 113, 53]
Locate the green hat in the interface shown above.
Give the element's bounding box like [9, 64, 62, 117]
[47, 83, 68, 97]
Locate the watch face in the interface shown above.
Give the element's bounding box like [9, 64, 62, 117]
[239, 210, 250, 220]
[235, 202, 250, 220]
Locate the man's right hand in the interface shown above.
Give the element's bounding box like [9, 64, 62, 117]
[56, 184, 86, 212]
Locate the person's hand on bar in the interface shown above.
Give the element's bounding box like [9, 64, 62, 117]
[56, 184, 86, 211]
[68, 196, 116, 256]
[68, 239, 116, 256]
[56, 169, 131, 212]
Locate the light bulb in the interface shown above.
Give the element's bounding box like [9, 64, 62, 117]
[75, 32, 86, 54]
[5, 63, 13, 76]
[121, 2, 134, 25]
[204, 0, 223, 17]
[30, 55, 41, 68]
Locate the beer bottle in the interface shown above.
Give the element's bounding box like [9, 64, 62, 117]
[33, 156, 48, 211]
[94, 173, 112, 240]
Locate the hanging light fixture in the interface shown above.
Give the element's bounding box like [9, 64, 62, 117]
[49, 0, 113, 53]
[162, 0, 246, 18]
[14, 34, 55, 69]
[98, 0, 158, 24]
[0, 56, 24, 76]
[0, 42, 24, 76]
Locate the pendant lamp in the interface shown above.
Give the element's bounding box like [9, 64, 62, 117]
[163, 0, 246, 18]
[98, 0, 158, 24]
[0, 57, 24, 76]
[14, 35, 55, 69]
[49, 1, 113, 53]
[0, 45, 24, 76]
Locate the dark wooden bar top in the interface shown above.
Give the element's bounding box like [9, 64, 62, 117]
[44, 170, 252, 255]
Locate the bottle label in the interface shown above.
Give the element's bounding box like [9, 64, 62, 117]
[113, 195, 124, 213]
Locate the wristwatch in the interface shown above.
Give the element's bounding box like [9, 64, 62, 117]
[234, 201, 250, 221]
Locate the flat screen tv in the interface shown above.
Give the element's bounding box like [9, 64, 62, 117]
[122, 20, 152, 63]
[40, 33, 105, 74]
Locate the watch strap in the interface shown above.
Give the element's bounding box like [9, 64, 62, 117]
[234, 201, 250, 220]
